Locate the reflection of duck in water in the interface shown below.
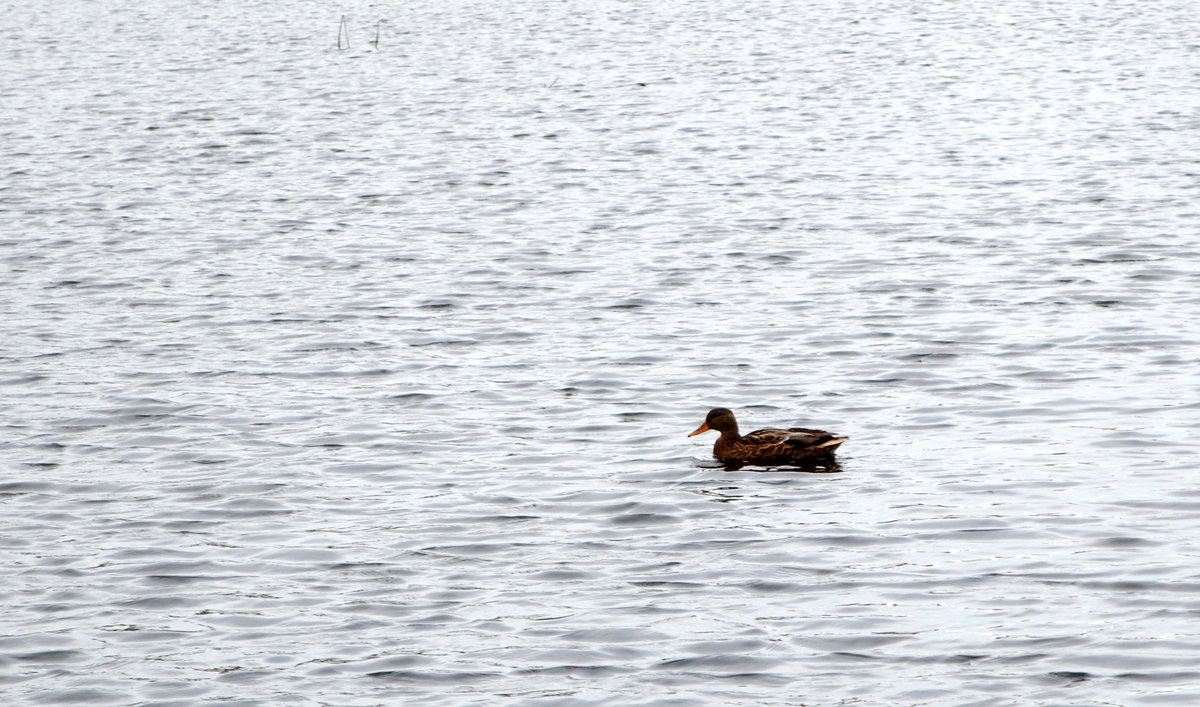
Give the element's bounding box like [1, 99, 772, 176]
[688, 407, 847, 466]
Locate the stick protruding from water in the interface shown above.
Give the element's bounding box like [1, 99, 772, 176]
[372, 19, 383, 50]
[337, 15, 350, 50]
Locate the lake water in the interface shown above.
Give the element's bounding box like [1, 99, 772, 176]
[3, 0, 1200, 704]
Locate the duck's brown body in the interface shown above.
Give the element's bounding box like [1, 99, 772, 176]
[689, 407, 847, 465]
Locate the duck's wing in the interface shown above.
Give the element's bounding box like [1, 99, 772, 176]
[744, 427, 845, 449]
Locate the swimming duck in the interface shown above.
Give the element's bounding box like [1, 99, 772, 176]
[688, 407, 847, 465]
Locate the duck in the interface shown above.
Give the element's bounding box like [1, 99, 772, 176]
[688, 407, 847, 465]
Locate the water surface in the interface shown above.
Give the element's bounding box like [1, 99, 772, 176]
[3, 0, 1200, 704]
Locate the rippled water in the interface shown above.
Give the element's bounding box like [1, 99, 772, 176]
[4, 0, 1200, 703]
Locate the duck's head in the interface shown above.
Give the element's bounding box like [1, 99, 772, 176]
[688, 407, 737, 437]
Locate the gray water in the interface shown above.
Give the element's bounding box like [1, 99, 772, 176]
[3, 0, 1200, 704]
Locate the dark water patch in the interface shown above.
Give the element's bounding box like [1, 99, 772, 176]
[1043, 670, 1092, 683]
[421, 543, 529, 556]
[987, 636, 1089, 652]
[515, 664, 630, 677]
[680, 638, 771, 654]
[290, 340, 387, 352]
[463, 514, 539, 524]
[0, 481, 58, 493]
[0, 374, 48, 386]
[791, 634, 914, 651]
[367, 669, 498, 683]
[561, 628, 671, 643]
[331, 603, 415, 619]
[608, 512, 681, 527]
[143, 575, 234, 586]
[737, 580, 803, 594]
[605, 299, 652, 310]
[534, 569, 598, 581]
[304, 431, 386, 446]
[805, 534, 906, 548]
[1112, 500, 1200, 512]
[13, 650, 87, 663]
[256, 548, 344, 562]
[212, 667, 280, 684]
[387, 392, 437, 402]
[812, 651, 884, 663]
[1092, 536, 1160, 548]
[645, 671, 796, 688]
[1115, 671, 1200, 684]
[136, 560, 228, 575]
[655, 654, 784, 671]
[629, 580, 705, 589]
[29, 689, 126, 704]
[103, 628, 203, 643]
[911, 653, 989, 664]
[118, 596, 193, 610]
[407, 338, 476, 347]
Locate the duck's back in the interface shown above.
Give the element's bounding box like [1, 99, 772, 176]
[743, 427, 841, 448]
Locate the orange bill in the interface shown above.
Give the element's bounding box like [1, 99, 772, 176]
[688, 422, 710, 437]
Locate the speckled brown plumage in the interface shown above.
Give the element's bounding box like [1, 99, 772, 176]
[688, 407, 847, 465]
